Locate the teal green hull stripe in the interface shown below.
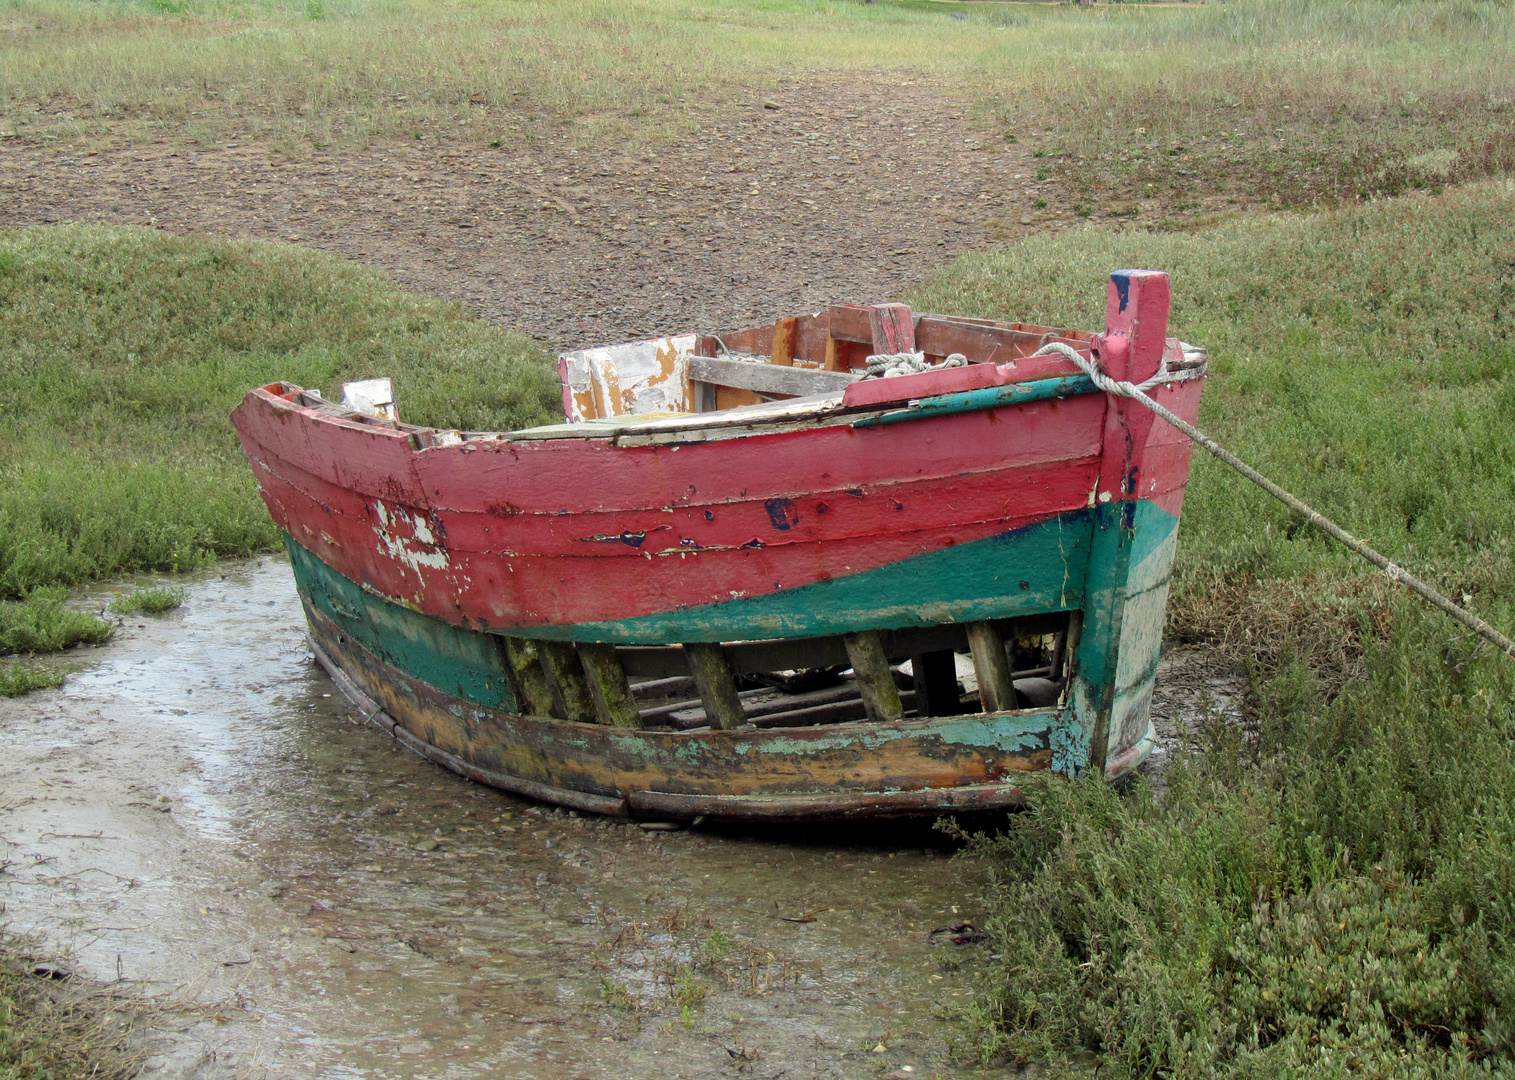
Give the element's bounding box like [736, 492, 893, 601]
[286, 536, 518, 712]
[284, 498, 1179, 774]
[509, 509, 1102, 644]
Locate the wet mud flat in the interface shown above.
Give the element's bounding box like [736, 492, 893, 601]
[0, 556, 1009, 1080]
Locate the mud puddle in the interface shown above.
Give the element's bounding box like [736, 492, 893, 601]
[0, 556, 1006, 1079]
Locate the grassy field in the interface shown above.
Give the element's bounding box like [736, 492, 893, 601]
[3, 186, 1513, 1071]
[0, 225, 560, 681]
[1, 0, 1512, 211]
[910, 184, 1515, 1074]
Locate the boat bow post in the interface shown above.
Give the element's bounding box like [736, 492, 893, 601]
[1069, 270, 1179, 777]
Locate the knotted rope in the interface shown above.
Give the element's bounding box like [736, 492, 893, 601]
[1032, 342, 1515, 661]
[864, 351, 968, 379]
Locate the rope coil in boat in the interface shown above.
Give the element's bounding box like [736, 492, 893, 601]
[863, 351, 968, 378]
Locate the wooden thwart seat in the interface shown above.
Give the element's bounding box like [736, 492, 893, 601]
[687, 356, 861, 409]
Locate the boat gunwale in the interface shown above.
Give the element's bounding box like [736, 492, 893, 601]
[247, 338, 1204, 448]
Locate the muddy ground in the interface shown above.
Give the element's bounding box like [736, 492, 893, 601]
[1, 561, 1241, 1080]
[0, 76, 1252, 346]
[2, 557, 1010, 1080]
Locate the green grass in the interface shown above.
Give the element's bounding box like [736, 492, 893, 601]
[108, 584, 185, 614]
[0, 661, 65, 696]
[1, 0, 1511, 206]
[0, 224, 561, 604]
[0, 589, 112, 654]
[911, 183, 1515, 1075]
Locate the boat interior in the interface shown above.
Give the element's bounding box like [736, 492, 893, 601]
[597, 611, 1079, 732]
[559, 302, 1094, 424]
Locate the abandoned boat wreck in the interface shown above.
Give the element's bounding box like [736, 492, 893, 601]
[231, 269, 1206, 819]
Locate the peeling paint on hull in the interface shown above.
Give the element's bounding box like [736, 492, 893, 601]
[232, 271, 1205, 817]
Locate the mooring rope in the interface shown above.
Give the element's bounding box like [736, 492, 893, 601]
[1032, 341, 1515, 661]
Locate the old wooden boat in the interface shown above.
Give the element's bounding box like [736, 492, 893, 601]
[231, 269, 1206, 820]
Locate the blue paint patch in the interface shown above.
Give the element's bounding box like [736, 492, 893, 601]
[764, 498, 797, 531]
[579, 530, 649, 548]
[1111, 271, 1131, 312]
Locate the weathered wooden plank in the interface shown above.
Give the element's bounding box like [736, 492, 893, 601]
[792, 314, 832, 365]
[538, 639, 597, 723]
[639, 679, 862, 727]
[869, 304, 915, 355]
[910, 649, 960, 717]
[577, 642, 642, 728]
[771, 317, 798, 366]
[718, 326, 771, 354]
[417, 453, 1099, 563]
[826, 305, 874, 343]
[684, 642, 746, 730]
[623, 781, 1032, 820]
[914, 316, 1088, 362]
[616, 621, 1007, 680]
[966, 621, 1019, 713]
[687, 356, 860, 398]
[843, 631, 904, 721]
[500, 636, 557, 717]
[306, 587, 1059, 813]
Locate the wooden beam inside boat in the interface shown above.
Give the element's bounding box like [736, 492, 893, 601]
[966, 621, 1019, 713]
[499, 636, 557, 718]
[683, 641, 746, 731]
[577, 642, 642, 728]
[843, 630, 904, 722]
[538, 640, 597, 724]
[611, 619, 1058, 681]
[687, 356, 860, 399]
[868, 304, 915, 355]
[771, 316, 798, 366]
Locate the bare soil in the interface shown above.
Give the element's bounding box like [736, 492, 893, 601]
[0, 76, 1248, 345]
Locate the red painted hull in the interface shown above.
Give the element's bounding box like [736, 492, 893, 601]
[234, 367, 1200, 636]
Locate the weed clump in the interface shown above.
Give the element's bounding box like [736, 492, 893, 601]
[964, 606, 1515, 1075]
[0, 934, 145, 1080]
[0, 661, 65, 697]
[0, 589, 111, 654]
[108, 585, 185, 615]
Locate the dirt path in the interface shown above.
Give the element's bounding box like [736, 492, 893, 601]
[0, 77, 1077, 345]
